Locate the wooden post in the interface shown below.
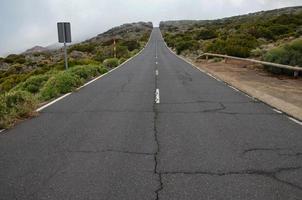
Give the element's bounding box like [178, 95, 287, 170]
[294, 70, 299, 78]
[206, 55, 208, 63]
[225, 57, 228, 63]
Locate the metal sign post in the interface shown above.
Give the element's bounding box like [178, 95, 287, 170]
[57, 22, 72, 70]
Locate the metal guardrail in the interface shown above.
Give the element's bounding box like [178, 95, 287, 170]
[197, 53, 302, 76]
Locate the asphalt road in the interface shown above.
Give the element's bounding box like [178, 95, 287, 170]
[0, 28, 302, 200]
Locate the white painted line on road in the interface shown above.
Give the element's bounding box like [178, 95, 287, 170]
[207, 73, 222, 82]
[0, 129, 5, 133]
[156, 61, 158, 65]
[229, 85, 239, 92]
[36, 93, 72, 112]
[272, 109, 282, 114]
[288, 117, 302, 126]
[155, 70, 159, 76]
[155, 89, 160, 104]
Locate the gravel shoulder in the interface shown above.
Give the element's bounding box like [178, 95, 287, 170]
[192, 59, 302, 121]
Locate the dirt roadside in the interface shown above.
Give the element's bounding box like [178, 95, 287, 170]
[187, 58, 302, 121]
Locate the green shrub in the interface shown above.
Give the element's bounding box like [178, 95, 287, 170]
[263, 39, 302, 75]
[99, 67, 108, 74]
[4, 54, 26, 64]
[206, 39, 227, 54]
[68, 65, 100, 80]
[0, 91, 37, 128]
[121, 40, 140, 51]
[206, 34, 258, 58]
[119, 58, 127, 64]
[39, 71, 82, 101]
[247, 26, 274, 40]
[195, 29, 217, 40]
[103, 58, 119, 68]
[0, 73, 30, 93]
[68, 43, 97, 53]
[175, 40, 199, 55]
[15, 75, 49, 93]
[264, 39, 302, 67]
[116, 45, 130, 58]
[68, 59, 99, 68]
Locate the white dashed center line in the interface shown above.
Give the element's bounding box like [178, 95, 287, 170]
[155, 89, 160, 104]
[155, 70, 159, 76]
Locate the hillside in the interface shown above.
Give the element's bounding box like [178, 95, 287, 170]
[160, 6, 302, 73]
[0, 22, 152, 128]
[0, 22, 152, 92]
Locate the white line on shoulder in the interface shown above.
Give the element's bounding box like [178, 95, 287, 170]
[229, 85, 239, 92]
[36, 93, 71, 112]
[288, 117, 302, 126]
[272, 109, 282, 114]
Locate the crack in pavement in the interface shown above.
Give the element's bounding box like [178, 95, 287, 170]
[153, 55, 163, 200]
[243, 148, 302, 157]
[159, 100, 256, 105]
[160, 166, 302, 191]
[65, 149, 155, 156]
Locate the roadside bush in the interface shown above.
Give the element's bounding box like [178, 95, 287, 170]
[116, 45, 130, 58]
[68, 43, 97, 53]
[0, 91, 37, 128]
[206, 39, 227, 54]
[68, 58, 99, 68]
[119, 58, 127, 64]
[99, 67, 108, 74]
[15, 75, 50, 93]
[247, 26, 274, 40]
[175, 40, 199, 55]
[264, 39, 302, 67]
[195, 29, 217, 40]
[68, 65, 100, 80]
[39, 71, 82, 101]
[0, 74, 30, 93]
[103, 58, 119, 68]
[121, 40, 140, 51]
[263, 39, 302, 75]
[4, 54, 26, 64]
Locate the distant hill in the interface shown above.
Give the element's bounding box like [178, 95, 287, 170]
[160, 6, 302, 30]
[23, 46, 49, 54]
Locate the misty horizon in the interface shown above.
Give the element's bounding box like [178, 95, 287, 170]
[1, 0, 301, 57]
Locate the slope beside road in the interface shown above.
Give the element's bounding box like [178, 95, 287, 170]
[0, 28, 301, 200]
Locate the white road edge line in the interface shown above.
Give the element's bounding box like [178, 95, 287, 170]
[36, 36, 152, 112]
[272, 109, 282, 114]
[288, 117, 302, 126]
[155, 89, 160, 104]
[36, 93, 72, 112]
[229, 85, 239, 92]
[0, 129, 5, 133]
[155, 70, 159, 76]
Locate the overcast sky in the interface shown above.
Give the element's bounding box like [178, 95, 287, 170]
[0, 0, 301, 56]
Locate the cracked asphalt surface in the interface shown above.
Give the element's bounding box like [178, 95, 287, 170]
[0, 28, 302, 200]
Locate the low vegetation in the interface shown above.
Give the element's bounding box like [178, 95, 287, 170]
[0, 22, 152, 129]
[160, 6, 302, 73]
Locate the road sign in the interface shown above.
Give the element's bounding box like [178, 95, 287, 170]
[57, 22, 71, 70]
[57, 22, 71, 43]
